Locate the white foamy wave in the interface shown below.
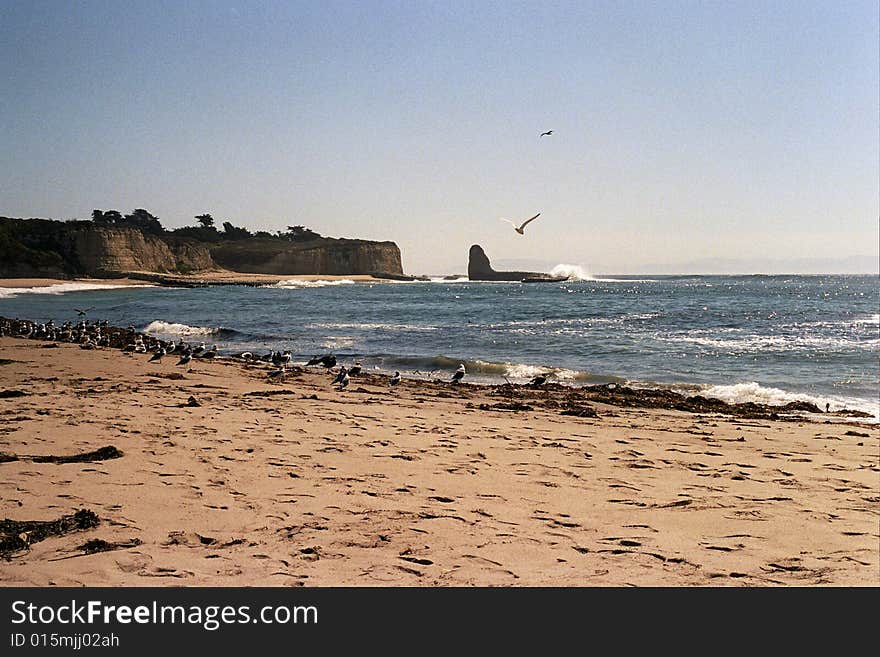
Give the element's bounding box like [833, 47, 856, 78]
[697, 382, 878, 420]
[853, 313, 879, 326]
[550, 264, 594, 281]
[0, 282, 153, 299]
[661, 332, 878, 351]
[504, 363, 550, 379]
[144, 320, 219, 336]
[321, 336, 355, 349]
[308, 322, 436, 332]
[268, 279, 356, 289]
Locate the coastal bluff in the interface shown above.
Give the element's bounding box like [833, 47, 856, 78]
[0, 217, 403, 279]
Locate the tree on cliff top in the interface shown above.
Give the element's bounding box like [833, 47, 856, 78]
[91, 208, 162, 234]
[195, 213, 215, 229]
[280, 225, 322, 242]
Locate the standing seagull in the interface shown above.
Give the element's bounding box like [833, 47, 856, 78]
[148, 347, 166, 363]
[500, 212, 541, 235]
[539, 130, 553, 137]
[389, 371, 401, 387]
[451, 363, 466, 384]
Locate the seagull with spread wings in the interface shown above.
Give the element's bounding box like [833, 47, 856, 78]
[500, 212, 541, 235]
[73, 307, 95, 317]
[539, 130, 553, 137]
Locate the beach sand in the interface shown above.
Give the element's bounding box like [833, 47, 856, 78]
[0, 273, 381, 290]
[0, 337, 877, 586]
[0, 278, 156, 289]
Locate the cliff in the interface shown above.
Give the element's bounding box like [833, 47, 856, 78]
[209, 238, 403, 276]
[0, 217, 404, 279]
[0, 218, 212, 278]
[468, 245, 564, 282]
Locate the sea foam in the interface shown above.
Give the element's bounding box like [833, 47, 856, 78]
[144, 320, 219, 336]
[0, 282, 152, 299]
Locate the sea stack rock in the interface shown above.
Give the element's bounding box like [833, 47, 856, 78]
[467, 245, 565, 282]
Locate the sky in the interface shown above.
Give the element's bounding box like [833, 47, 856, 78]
[1, 0, 877, 275]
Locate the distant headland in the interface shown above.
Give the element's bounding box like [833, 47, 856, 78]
[0, 211, 404, 282]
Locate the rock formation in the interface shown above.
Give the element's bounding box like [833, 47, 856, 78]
[467, 245, 565, 282]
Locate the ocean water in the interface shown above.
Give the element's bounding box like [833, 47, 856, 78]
[2, 274, 878, 418]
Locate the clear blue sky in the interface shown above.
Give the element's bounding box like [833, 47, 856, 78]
[1, 0, 877, 274]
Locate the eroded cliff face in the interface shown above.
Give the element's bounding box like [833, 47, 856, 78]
[209, 239, 403, 276]
[0, 217, 404, 279]
[72, 227, 214, 275]
[0, 218, 214, 278]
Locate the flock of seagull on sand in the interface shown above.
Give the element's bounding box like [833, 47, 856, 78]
[0, 316, 554, 392]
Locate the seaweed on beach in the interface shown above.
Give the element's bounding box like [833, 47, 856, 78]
[0, 445, 123, 464]
[0, 389, 27, 398]
[32, 445, 123, 464]
[478, 401, 534, 412]
[1, 509, 100, 559]
[77, 537, 141, 555]
[243, 389, 299, 397]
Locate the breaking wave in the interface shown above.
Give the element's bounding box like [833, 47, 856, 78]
[0, 282, 153, 299]
[696, 381, 878, 420]
[267, 279, 356, 289]
[144, 320, 222, 337]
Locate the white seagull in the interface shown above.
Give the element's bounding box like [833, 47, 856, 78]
[500, 212, 541, 235]
[451, 363, 466, 384]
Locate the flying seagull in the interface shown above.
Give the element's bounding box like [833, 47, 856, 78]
[500, 212, 541, 235]
[73, 307, 95, 317]
[539, 130, 553, 137]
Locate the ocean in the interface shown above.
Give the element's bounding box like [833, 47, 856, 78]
[2, 273, 878, 419]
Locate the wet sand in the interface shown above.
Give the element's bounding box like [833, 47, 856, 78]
[0, 337, 877, 586]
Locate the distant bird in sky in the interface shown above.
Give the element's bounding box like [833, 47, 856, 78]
[539, 130, 553, 137]
[451, 363, 466, 384]
[73, 307, 94, 316]
[500, 212, 541, 235]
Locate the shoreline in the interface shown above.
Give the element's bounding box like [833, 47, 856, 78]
[0, 332, 877, 586]
[0, 272, 388, 290]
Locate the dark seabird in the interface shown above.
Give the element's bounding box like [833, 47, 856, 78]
[148, 347, 166, 363]
[540, 130, 553, 137]
[74, 307, 95, 317]
[451, 364, 466, 384]
[177, 352, 192, 367]
[201, 345, 218, 359]
[529, 374, 547, 386]
[389, 371, 401, 386]
[192, 342, 206, 357]
[336, 370, 350, 391]
[348, 362, 362, 376]
[307, 354, 337, 369]
[332, 366, 348, 385]
[500, 212, 541, 235]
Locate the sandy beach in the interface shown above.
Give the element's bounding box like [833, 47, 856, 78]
[0, 335, 877, 587]
[0, 273, 383, 290]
